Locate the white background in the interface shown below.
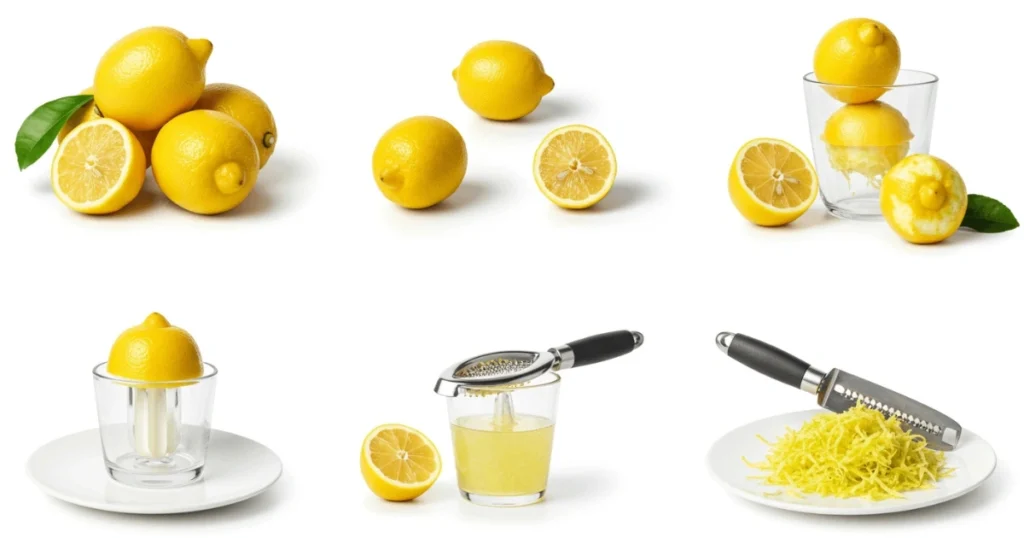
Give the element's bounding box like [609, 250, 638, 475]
[0, 0, 1019, 535]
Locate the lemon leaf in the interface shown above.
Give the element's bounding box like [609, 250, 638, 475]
[962, 194, 1019, 233]
[14, 95, 94, 171]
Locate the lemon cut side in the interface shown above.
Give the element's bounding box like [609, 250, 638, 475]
[51, 118, 145, 215]
[533, 125, 617, 209]
[360, 424, 441, 501]
[729, 138, 819, 226]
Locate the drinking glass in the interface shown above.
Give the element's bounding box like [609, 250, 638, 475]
[93, 362, 218, 488]
[803, 70, 938, 219]
[446, 372, 560, 507]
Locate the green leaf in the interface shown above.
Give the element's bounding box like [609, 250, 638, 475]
[962, 194, 1019, 233]
[14, 94, 94, 171]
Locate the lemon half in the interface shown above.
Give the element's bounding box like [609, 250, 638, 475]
[533, 125, 616, 209]
[729, 138, 818, 226]
[51, 118, 146, 215]
[360, 424, 441, 501]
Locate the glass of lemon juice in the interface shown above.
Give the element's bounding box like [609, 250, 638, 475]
[803, 70, 938, 219]
[447, 372, 559, 507]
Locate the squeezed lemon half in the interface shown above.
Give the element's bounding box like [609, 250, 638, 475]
[533, 125, 616, 209]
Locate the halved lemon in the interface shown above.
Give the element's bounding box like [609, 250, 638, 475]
[51, 118, 145, 215]
[360, 424, 441, 501]
[533, 124, 617, 209]
[728, 138, 818, 226]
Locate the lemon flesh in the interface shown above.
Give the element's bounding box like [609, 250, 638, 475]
[814, 18, 901, 104]
[51, 118, 146, 215]
[823, 102, 913, 188]
[94, 27, 212, 131]
[360, 424, 441, 501]
[372, 116, 467, 209]
[533, 125, 616, 209]
[880, 154, 967, 244]
[453, 40, 554, 121]
[152, 110, 260, 215]
[729, 139, 818, 226]
[194, 83, 277, 169]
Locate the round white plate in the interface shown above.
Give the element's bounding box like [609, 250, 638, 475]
[27, 429, 282, 515]
[707, 410, 997, 516]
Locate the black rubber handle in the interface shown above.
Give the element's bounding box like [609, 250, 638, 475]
[724, 333, 809, 389]
[565, 330, 641, 368]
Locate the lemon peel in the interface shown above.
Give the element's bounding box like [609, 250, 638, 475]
[745, 403, 953, 500]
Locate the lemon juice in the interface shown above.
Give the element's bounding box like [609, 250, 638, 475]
[451, 414, 555, 498]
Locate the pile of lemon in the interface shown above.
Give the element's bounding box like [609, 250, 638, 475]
[372, 41, 617, 211]
[729, 18, 1015, 244]
[33, 27, 277, 215]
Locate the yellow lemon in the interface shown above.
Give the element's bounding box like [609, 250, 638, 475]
[729, 138, 818, 226]
[453, 41, 554, 121]
[151, 110, 260, 215]
[814, 18, 900, 104]
[193, 83, 277, 168]
[108, 313, 203, 383]
[360, 424, 441, 502]
[533, 125, 616, 209]
[372, 116, 467, 209]
[94, 27, 212, 131]
[51, 118, 146, 215]
[823, 102, 913, 188]
[59, 87, 160, 169]
[880, 154, 967, 244]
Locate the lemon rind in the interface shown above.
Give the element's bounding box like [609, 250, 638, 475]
[533, 124, 617, 209]
[51, 118, 139, 212]
[734, 137, 818, 215]
[362, 424, 442, 489]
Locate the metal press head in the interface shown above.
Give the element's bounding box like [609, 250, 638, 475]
[433, 349, 558, 397]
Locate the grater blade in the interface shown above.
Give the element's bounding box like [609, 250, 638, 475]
[434, 350, 556, 397]
[820, 369, 962, 451]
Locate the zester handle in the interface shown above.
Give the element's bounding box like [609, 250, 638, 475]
[557, 330, 644, 369]
[716, 332, 823, 394]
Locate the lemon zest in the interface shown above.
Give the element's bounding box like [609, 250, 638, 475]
[745, 403, 953, 500]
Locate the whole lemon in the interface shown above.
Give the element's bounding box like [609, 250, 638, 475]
[152, 110, 260, 215]
[108, 312, 203, 383]
[823, 102, 913, 186]
[58, 87, 161, 168]
[453, 41, 554, 121]
[880, 154, 967, 244]
[372, 116, 467, 209]
[814, 18, 900, 104]
[94, 27, 212, 131]
[193, 83, 277, 169]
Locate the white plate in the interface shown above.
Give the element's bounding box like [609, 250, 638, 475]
[707, 410, 997, 516]
[27, 429, 282, 515]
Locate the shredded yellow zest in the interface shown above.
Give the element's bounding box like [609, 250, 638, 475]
[744, 404, 953, 500]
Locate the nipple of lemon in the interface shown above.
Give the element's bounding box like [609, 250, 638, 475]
[858, 23, 884, 46]
[215, 162, 246, 195]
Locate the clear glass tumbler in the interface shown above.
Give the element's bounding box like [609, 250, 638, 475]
[803, 70, 938, 219]
[93, 363, 218, 488]
[447, 372, 560, 507]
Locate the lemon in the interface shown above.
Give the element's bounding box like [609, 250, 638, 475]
[372, 116, 467, 209]
[360, 424, 441, 502]
[51, 118, 146, 215]
[193, 83, 277, 168]
[814, 18, 900, 104]
[152, 110, 260, 215]
[533, 125, 616, 209]
[453, 41, 554, 121]
[94, 27, 212, 131]
[880, 154, 967, 244]
[729, 138, 818, 226]
[823, 102, 913, 188]
[58, 88, 160, 169]
[108, 313, 203, 383]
